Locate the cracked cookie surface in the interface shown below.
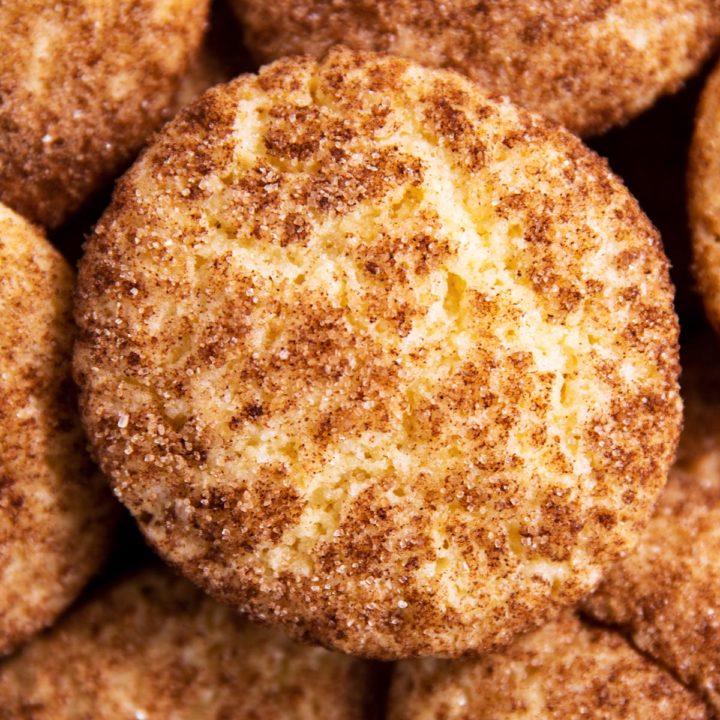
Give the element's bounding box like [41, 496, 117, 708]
[75, 48, 681, 658]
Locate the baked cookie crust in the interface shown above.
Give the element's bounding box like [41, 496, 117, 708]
[584, 333, 720, 715]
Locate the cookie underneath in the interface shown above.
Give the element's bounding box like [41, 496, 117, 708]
[231, 0, 720, 136]
[690, 60, 720, 334]
[389, 612, 709, 719]
[0, 202, 116, 656]
[0, 566, 373, 719]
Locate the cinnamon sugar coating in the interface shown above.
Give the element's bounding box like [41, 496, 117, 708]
[690, 60, 720, 333]
[75, 48, 681, 659]
[0, 567, 371, 719]
[389, 612, 709, 719]
[0, 0, 209, 229]
[0, 202, 117, 657]
[584, 333, 720, 714]
[230, 0, 720, 136]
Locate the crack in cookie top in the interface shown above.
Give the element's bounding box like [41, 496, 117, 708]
[75, 48, 681, 659]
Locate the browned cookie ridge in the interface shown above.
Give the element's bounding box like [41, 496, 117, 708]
[389, 612, 709, 719]
[231, 0, 720, 136]
[690, 60, 720, 333]
[75, 48, 681, 659]
[0, 0, 209, 229]
[584, 332, 720, 715]
[0, 202, 117, 656]
[0, 566, 372, 719]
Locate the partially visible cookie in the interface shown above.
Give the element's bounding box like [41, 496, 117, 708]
[231, 0, 720, 136]
[0, 202, 116, 656]
[75, 48, 681, 659]
[583, 332, 720, 714]
[0, 0, 209, 229]
[389, 612, 709, 720]
[690, 60, 720, 332]
[0, 566, 373, 719]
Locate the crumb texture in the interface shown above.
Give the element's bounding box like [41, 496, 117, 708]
[389, 612, 709, 719]
[0, 566, 371, 720]
[0, 0, 209, 228]
[584, 332, 720, 715]
[0, 202, 116, 656]
[690, 60, 720, 332]
[232, 0, 720, 136]
[75, 48, 681, 658]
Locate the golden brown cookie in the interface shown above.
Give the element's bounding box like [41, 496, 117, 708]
[583, 332, 720, 714]
[389, 612, 709, 720]
[230, 0, 720, 136]
[0, 566, 372, 719]
[690, 60, 720, 333]
[0, 0, 209, 229]
[0, 202, 117, 657]
[74, 48, 681, 659]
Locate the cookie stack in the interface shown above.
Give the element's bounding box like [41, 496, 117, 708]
[1, 2, 720, 718]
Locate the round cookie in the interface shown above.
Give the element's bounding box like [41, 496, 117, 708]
[0, 566, 373, 719]
[230, 0, 720, 136]
[0, 202, 117, 656]
[583, 331, 720, 714]
[74, 48, 682, 659]
[690, 60, 720, 333]
[0, 0, 209, 229]
[389, 612, 709, 719]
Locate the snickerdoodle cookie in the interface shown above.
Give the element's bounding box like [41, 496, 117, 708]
[230, 0, 720, 136]
[75, 48, 681, 659]
[0, 0, 209, 229]
[389, 612, 709, 719]
[0, 202, 116, 656]
[0, 567, 372, 719]
[690, 60, 720, 333]
[583, 332, 720, 714]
